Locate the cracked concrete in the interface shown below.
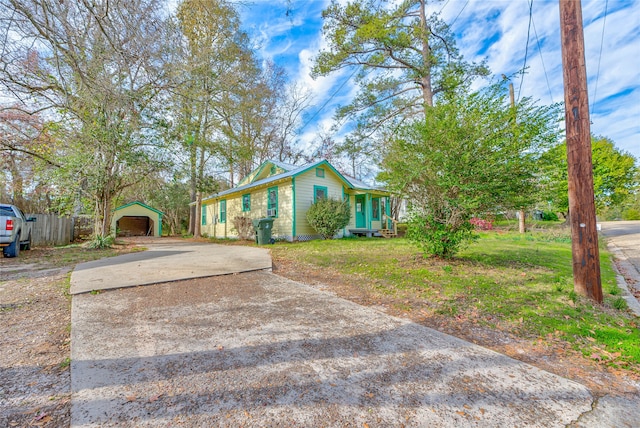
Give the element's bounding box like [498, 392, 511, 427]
[569, 221, 640, 427]
[570, 393, 640, 428]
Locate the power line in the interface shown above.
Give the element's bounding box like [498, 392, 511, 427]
[299, 67, 359, 132]
[591, 0, 609, 114]
[438, 0, 451, 14]
[531, 10, 553, 102]
[449, 0, 470, 27]
[518, 0, 534, 102]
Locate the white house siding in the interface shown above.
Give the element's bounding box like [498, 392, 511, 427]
[273, 184, 293, 239]
[201, 203, 215, 237]
[346, 194, 356, 230]
[247, 182, 294, 240]
[294, 168, 346, 240]
[204, 195, 242, 238]
[201, 180, 293, 240]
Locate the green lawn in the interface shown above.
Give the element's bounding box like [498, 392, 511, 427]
[271, 231, 640, 370]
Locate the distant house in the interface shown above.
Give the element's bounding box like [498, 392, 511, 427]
[111, 201, 163, 237]
[201, 159, 391, 241]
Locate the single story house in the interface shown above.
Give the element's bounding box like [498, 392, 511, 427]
[111, 201, 163, 237]
[201, 159, 391, 241]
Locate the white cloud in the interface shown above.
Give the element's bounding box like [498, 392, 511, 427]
[244, 0, 639, 159]
[449, 0, 639, 158]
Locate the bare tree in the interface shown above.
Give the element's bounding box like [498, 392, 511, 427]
[0, 0, 171, 236]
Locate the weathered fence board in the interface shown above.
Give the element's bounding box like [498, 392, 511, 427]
[27, 214, 72, 246]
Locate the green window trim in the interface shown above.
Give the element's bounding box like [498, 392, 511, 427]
[220, 200, 227, 223]
[292, 178, 297, 238]
[242, 194, 251, 212]
[367, 194, 372, 229]
[314, 185, 328, 203]
[267, 186, 278, 218]
[316, 167, 325, 178]
[201, 205, 207, 225]
[372, 197, 380, 220]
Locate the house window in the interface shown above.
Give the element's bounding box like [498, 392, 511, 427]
[270, 165, 277, 175]
[316, 167, 325, 178]
[372, 197, 380, 220]
[314, 185, 328, 203]
[242, 194, 251, 212]
[267, 186, 278, 217]
[220, 200, 227, 223]
[201, 205, 207, 225]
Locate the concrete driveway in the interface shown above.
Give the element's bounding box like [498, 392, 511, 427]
[69, 241, 612, 427]
[70, 241, 272, 294]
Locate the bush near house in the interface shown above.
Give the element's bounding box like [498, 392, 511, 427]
[306, 198, 350, 239]
[407, 211, 476, 259]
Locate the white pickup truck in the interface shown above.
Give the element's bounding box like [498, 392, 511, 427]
[0, 204, 36, 258]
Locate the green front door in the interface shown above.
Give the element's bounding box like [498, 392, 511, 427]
[355, 195, 366, 228]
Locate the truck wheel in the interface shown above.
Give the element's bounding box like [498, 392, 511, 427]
[3, 235, 19, 258]
[20, 233, 31, 251]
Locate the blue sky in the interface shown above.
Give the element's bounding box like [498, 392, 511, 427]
[239, 0, 640, 161]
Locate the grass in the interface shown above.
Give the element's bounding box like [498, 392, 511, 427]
[59, 357, 71, 369]
[271, 230, 640, 370]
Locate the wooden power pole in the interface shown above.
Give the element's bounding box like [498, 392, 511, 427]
[559, 0, 602, 303]
[509, 83, 526, 234]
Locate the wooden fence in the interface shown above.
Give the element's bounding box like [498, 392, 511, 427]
[27, 214, 73, 246]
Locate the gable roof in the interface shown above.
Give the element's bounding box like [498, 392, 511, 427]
[203, 159, 387, 202]
[236, 159, 298, 187]
[113, 201, 164, 216]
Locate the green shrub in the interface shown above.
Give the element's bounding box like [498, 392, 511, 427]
[406, 211, 476, 259]
[622, 208, 640, 221]
[87, 234, 115, 249]
[306, 198, 351, 239]
[541, 211, 559, 221]
[397, 222, 408, 237]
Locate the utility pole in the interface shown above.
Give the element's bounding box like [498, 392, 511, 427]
[559, 0, 602, 303]
[509, 82, 526, 234]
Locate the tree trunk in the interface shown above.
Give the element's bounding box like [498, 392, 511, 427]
[102, 194, 112, 237]
[8, 157, 24, 206]
[419, 0, 433, 108]
[94, 193, 112, 237]
[519, 209, 525, 233]
[194, 191, 202, 238]
[188, 142, 197, 235]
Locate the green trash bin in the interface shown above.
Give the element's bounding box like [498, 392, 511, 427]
[252, 218, 274, 244]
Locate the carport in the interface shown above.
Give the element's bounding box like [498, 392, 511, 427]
[111, 201, 163, 237]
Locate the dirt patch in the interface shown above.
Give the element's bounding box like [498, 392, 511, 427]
[0, 266, 72, 427]
[0, 242, 142, 427]
[271, 255, 640, 399]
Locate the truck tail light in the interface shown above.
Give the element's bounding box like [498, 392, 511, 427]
[6, 219, 13, 231]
